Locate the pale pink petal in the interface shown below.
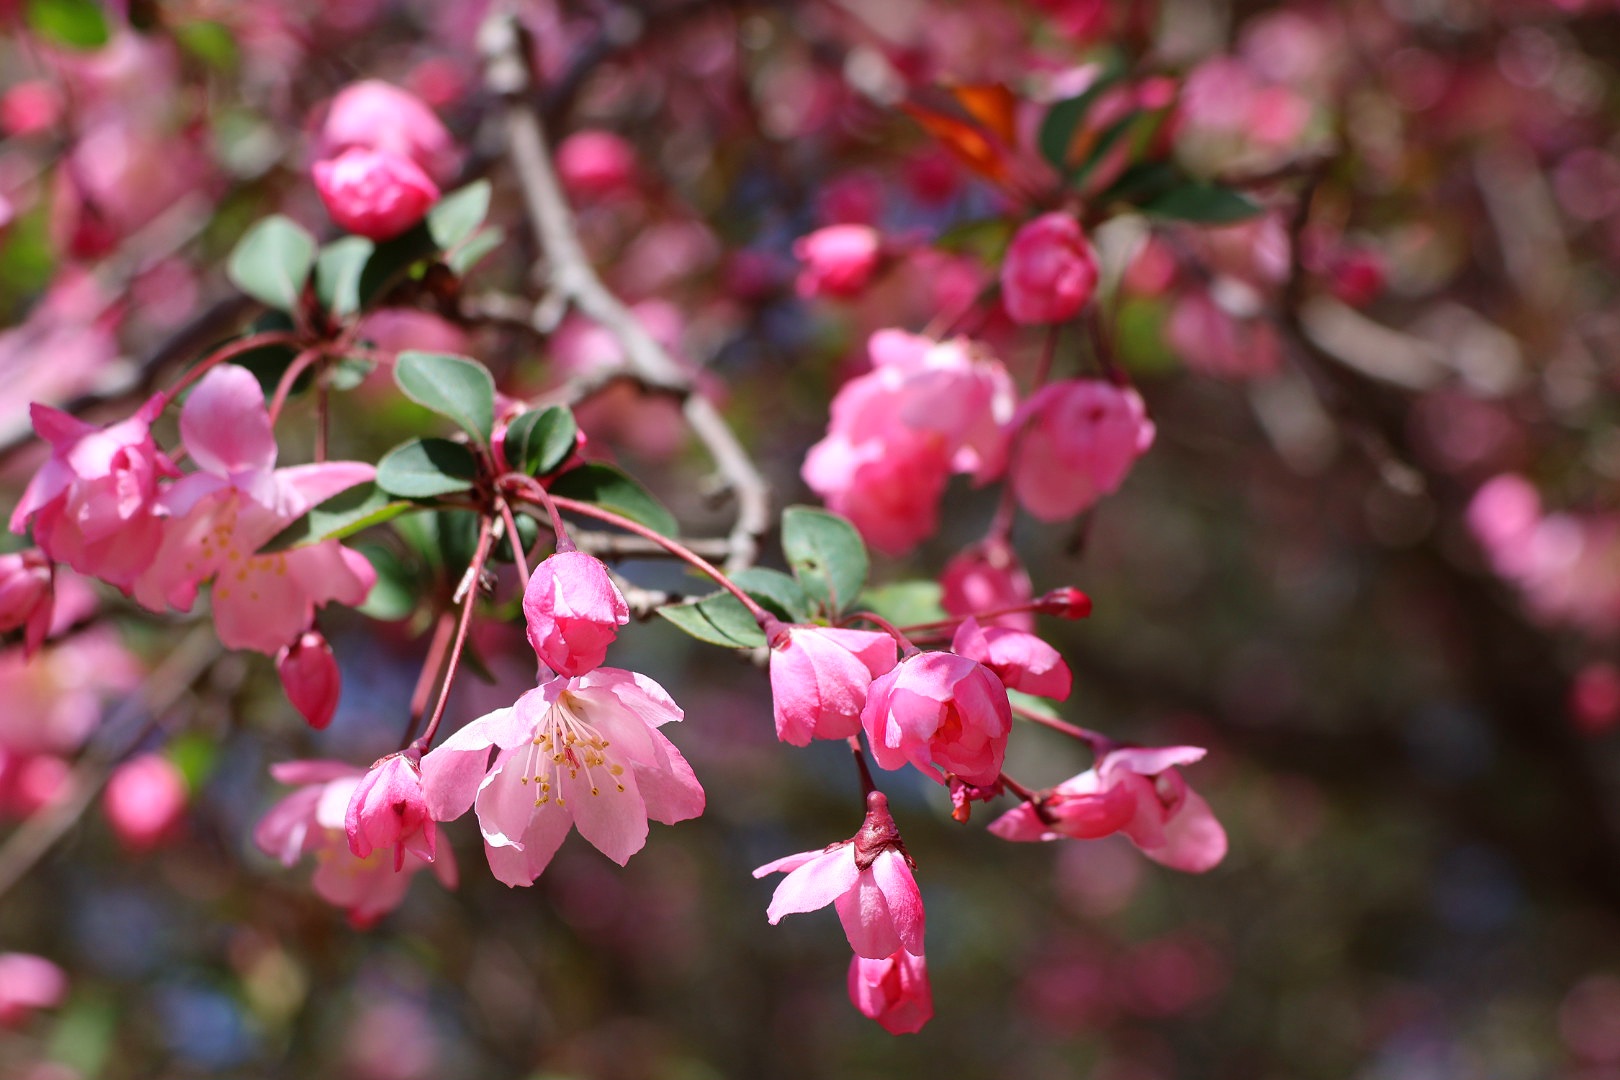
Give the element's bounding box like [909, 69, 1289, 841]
[752, 848, 824, 878]
[633, 728, 705, 825]
[566, 763, 648, 865]
[180, 364, 277, 477]
[274, 462, 376, 519]
[474, 754, 541, 849]
[834, 869, 904, 959]
[1104, 745, 1208, 779]
[870, 849, 925, 956]
[764, 845, 860, 923]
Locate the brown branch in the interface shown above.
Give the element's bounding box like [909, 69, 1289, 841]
[480, 9, 771, 574]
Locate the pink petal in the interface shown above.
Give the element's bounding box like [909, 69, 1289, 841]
[870, 849, 925, 956]
[634, 727, 705, 825]
[765, 845, 860, 924]
[834, 867, 904, 959]
[181, 365, 278, 477]
[1138, 787, 1228, 873]
[567, 763, 648, 866]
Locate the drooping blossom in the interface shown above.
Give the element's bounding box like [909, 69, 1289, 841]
[754, 792, 925, 959]
[1010, 379, 1155, 522]
[989, 745, 1227, 872]
[132, 365, 375, 655]
[277, 630, 342, 728]
[941, 539, 1035, 632]
[951, 617, 1072, 700]
[419, 668, 704, 887]
[1000, 213, 1099, 325]
[0, 953, 67, 1026]
[254, 760, 456, 928]
[556, 130, 637, 199]
[849, 949, 933, 1034]
[794, 225, 882, 299]
[0, 549, 53, 656]
[318, 79, 458, 184]
[314, 147, 441, 241]
[346, 751, 436, 870]
[10, 397, 173, 592]
[767, 624, 897, 745]
[102, 753, 187, 851]
[861, 652, 1012, 787]
[523, 551, 629, 676]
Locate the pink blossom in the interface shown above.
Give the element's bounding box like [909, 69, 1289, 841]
[0, 549, 53, 656]
[1011, 379, 1155, 522]
[989, 745, 1227, 872]
[254, 760, 456, 928]
[753, 792, 925, 959]
[1001, 213, 1100, 325]
[794, 225, 882, 299]
[767, 625, 898, 745]
[314, 147, 441, 241]
[556, 130, 637, 199]
[277, 630, 342, 728]
[941, 539, 1035, 631]
[318, 80, 458, 184]
[523, 551, 629, 676]
[102, 753, 186, 850]
[132, 365, 375, 655]
[802, 428, 952, 555]
[861, 652, 1012, 787]
[951, 617, 1072, 700]
[0, 81, 61, 137]
[0, 953, 67, 1026]
[10, 398, 173, 592]
[346, 751, 436, 870]
[420, 667, 704, 887]
[849, 949, 933, 1034]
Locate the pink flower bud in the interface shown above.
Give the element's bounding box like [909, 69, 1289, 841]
[951, 618, 1072, 700]
[849, 949, 933, 1034]
[277, 631, 341, 729]
[768, 625, 898, 745]
[0, 549, 53, 656]
[523, 551, 629, 676]
[861, 652, 1012, 787]
[1327, 248, 1386, 307]
[102, 753, 187, 851]
[1036, 587, 1093, 620]
[319, 80, 457, 184]
[1000, 212, 1099, 325]
[941, 540, 1035, 631]
[313, 147, 440, 241]
[1011, 379, 1155, 522]
[556, 130, 637, 199]
[793, 225, 882, 299]
[345, 751, 436, 869]
[0, 953, 67, 1027]
[0, 81, 61, 137]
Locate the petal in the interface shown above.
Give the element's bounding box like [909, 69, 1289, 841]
[986, 802, 1054, 843]
[870, 849, 925, 956]
[752, 848, 826, 878]
[483, 803, 571, 888]
[181, 365, 277, 477]
[273, 463, 376, 519]
[420, 709, 513, 820]
[567, 763, 648, 865]
[633, 728, 705, 825]
[1103, 745, 1207, 780]
[1137, 788, 1228, 873]
[473, 753, 540, 849]
[834, 869, 904, 959]
[765, 846, 860, 924]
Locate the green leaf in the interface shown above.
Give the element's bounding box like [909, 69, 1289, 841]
[1037, 67, 1125, 173]
[260, 482, 413, 553]
[433, 510, 481, 575]
[25, 0, 109, 49]
[860, 580, 947, 627]
[1070, 110, 1144, 189]
[375, 438, 480, 498]
[354, 542, 419, 621]
[314, 236, 374, 319]
[447, 226, 504, 275]
[227, 215, 317, 312]
[549, 464, 678, 537]
[1096, 160, 1180, 206]
[1139, 183, 1262, 224]
[493, 511, 541, 564]
[357, 221, 437, 307]
[730, 567, 812, 622]
[427, 180, 492, 251]
[504, 406, 577, 477]
[173, 19, 236, 67]
[327, 355, 376, 391]
[658, 592, 765, 649]
[781, 506, 869, 616]
[394, 350, 495, 444]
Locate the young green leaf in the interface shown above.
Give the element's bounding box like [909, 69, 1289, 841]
[260, 482, 413, 553]
[781, 505, 869, 616]
[375, 438, 480, 498]
[227, 215, 317, 313]
[1037, 67, 1126, 173]
[548, 464, 679, 537]
[503, 406, 578, 477]
[427, 180, 492, 251]
[314, 236, 374, 319]
[658, 592, 766, 649]
[447, 226, 505, 275]
[25, 0, 109, 50]
[394, 350, 495, 443]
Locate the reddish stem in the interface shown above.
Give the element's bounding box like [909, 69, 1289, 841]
[999, 771, 1041, 803]
[414, 515, 495, 750]
[402, 611, 456, 747]
[497, 497, 531, 585]
[508, 475, 573, 553]
[900, 600, 1047, 636]
[266, 348, 324, 426]
[166, 330, 304, 400]
[1008, 700, 1112, 750]
[847, 736, 877, 797]
[845, 610, 920, 657]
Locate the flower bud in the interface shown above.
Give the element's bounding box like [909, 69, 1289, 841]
[102, 753, 187, 850]
[346, 751, 435, 869]
[1036, 587, 1093, 620]
[940, 540, 1034, 631]
[523, 551, 629, 676]
[768, 625, 898, 745]
[1011, 379, 1155, 521]
[319, 79, 457, 183]
[1000, 212, 1099, 325]
[848, 950, 932, 1034]
[0, 550, 53, 656]
[556, 130, 637, 199]
[277, 631, 341, 729]
[861, 652, 1012, 787]
[794, 224, 882, 299]
[0, 953, 67, 1027]
[313, 147, 440, 241]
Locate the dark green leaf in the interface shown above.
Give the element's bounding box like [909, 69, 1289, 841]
[1095, 161, 1183, 208]
[394, 350, 495, 443]
[549, 464, 678, 537]
[433, 510, 481, 575]
[1139, 183, 1262, 224]
[357, 221, 436, 307]
[376, 438, 480, 498]
[427, 180, 491, 251]
[233, 311, 303, 398]
[447, 226, 504, 275]
[504, 406, 577, 477]
[493, 512, 541, 564]
[730, 567, 812, 623]
[26, 0, 109, 49]
[314, 236, 374, 319]
[354, 542, 419, 621]
[658, 592, 765, 649]
[781, 505, 868, 616]
[1070, 110, 1144, 189]
[1037, 67, 1125, 173]
[260, 482, 413, 553]
[227, 215, 317, 312]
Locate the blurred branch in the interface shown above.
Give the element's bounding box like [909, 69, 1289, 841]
[481, 9, 771, 574]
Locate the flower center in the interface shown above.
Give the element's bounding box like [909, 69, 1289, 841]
[517, 690, 626, 808]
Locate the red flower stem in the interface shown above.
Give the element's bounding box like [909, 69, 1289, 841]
[999, 771, 1041, 803]
[1008, 700, 1110, 749]
[508, 475, 574, 553]
[315, 380, 329, 463]
[899, 600, 1047, 635]
[845, 610, 920, 657]
[497, 496, 530, 585]
[165, 330, 304, 399]
[415, 515, 495, 751]
[847, 736, 878, 797]
[266, 348, 324, 426]
[402, 610, 456, 748]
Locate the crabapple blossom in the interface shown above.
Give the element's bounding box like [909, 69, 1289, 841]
[767, 624, 898, 745]
[849, 949, 933, 1035]
[794, 224, 882, 299]
[1000, 213, 1100, 325]
[0, 953, 66, 1026]
[523, 551, 629, 676]
[419, 668, 704, 887]
[989, 745, 1228, 872]
[314, 147, 441, 240]
[0, 549, 52, 656]
[277, 630, 342, 729]
[556, 130, 637, 198]
[102, 753, 187, 851]
[951, 617, 1072, 700]
[861, 652, 1012, 787]
[754, 792, 925, 960]
[346, 751, 436, 870]
[941, 539, 1035, 632]
[1011, 379, 1156, 522]
[318, 79, 458, 183]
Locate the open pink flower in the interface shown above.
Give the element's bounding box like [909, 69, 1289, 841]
[10, 397, 173, 592]
[1011, 379, 1155, 522]
[767, 625, 897, 745]
[753, 792, 924, 959]
[314, 147, 441, 241]
[346, 751, 436, 870]
[849, 949, 932, 1034]
[318, 79, 458, 184]
[988, 745, 1227, 872]
[132, 365, 375, 655]
[523, 551, 629, 676]
[254, 760, 456, 928]
[420, 667, 704, 887]
[0, 953, 67, 1027]
[0, 549, 53, 656]
[941, 539, 1035, 632]
[861, 652, 1012, 787]
[1001, 212, 1099, 325]
[794, 224, 882, 299]
[951, 617, 1072, 700]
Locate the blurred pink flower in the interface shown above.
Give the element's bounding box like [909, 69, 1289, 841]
[1011, 379, 1155, 522]
[318, 79, 458, 184]
[941, 539, 1035, 631]
[1001, 213, 1099, 325]
[768, 625, 898, 746]
[314, 147, 440, 241]
[862, 651, 1012, 786]
[102, 753, 187, 851]
[951, 617, 1071, 700]
[0, 549, 53, 656]
[794, 225, 882, 299]
[277, 630, 342, 729]
[849, 949, 933, 1034]
[556, 130, 637, 199]
[0, 953, 67, 1026]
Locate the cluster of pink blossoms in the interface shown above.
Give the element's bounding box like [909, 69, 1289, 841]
[312, 81, 458, 241]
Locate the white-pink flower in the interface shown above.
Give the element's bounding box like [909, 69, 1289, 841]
[420, 667, 704, 887]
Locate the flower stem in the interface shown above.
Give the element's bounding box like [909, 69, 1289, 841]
[1008, 700, 1111, 750]
[497, 497, 531, 584]
[845, 610, 920, 657]
[402, 610, 456, 748]
[848, 736, 877, 797]
[415, 515, 494, 751]
[166, 330, 304, 400]
[267, 348, 324, 426]
[509, 475, 573, 553]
